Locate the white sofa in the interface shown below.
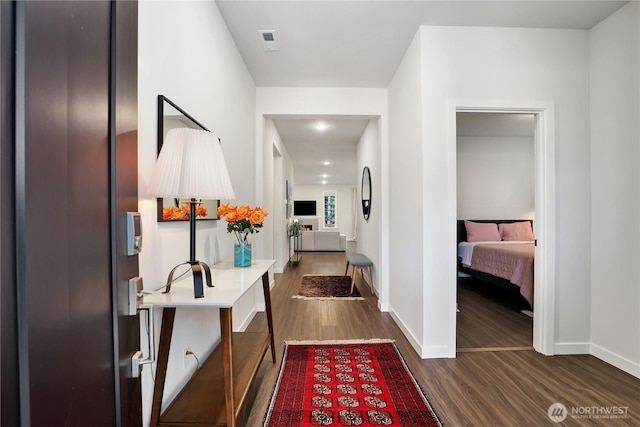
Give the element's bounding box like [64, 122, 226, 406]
[300, 231, 346, 251]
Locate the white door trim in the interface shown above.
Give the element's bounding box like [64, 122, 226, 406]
[446, 100, 556, 356]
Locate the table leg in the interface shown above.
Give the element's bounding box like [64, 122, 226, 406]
[262, 271, 276, 362]
[220, 307, 235, 427]
[150, 307, 176, 427]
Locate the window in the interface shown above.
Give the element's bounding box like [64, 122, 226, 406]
[323, 190, 336, 228]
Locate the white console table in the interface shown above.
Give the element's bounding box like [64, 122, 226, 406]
[143, 259, 276, 427]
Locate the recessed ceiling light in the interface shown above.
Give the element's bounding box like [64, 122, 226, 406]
[323, 161, 331, 166]
[321, 180, 327, 185]
[315, 122, 327, 131]
[322, 174, 328, 178]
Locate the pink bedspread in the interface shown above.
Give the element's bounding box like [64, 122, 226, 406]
[469, 243, 534, 305]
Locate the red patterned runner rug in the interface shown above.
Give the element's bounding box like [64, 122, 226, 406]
[262, 340, 443, 427]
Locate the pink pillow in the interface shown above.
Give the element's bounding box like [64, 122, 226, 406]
[464, 221, 501, 242]
[498, 221, 534, 241]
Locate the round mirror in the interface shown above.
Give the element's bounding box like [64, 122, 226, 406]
[361, 166, 371, 220]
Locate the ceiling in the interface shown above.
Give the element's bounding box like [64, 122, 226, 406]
[273, 117, 371, 185]
[217, 0, 628, 88]
[216, 0, 628, 185]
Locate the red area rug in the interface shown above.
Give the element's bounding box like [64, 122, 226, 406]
[293, 275, 363, 300]
[262, 340, 443, 427]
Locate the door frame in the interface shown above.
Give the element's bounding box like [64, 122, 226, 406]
[446, 100, 556, 356]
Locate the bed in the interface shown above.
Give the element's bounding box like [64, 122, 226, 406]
[457, 220, 534, 308]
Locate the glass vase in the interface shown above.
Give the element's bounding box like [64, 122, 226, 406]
[234, 242, 252, 267]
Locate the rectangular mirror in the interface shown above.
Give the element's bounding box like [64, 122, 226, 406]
[156, 95, 220, 222]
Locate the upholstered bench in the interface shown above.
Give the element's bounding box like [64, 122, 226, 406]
[344, 253, 373, 295]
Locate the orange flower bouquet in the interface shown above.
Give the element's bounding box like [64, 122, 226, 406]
[217, 203, 268, 244]
[163, 203, 208, 221]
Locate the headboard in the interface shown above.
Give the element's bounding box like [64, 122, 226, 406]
[457, 219, 534, 244]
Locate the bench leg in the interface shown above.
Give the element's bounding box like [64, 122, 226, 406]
[367, 266, 373, 294]
[350, 267, 358, 295]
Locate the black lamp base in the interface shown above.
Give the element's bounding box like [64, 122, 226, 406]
[163, 260, 212, 298]
[162, 199, 213, 298]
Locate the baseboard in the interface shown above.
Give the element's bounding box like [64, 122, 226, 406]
[388, 309, 452, 359]
[420, 345, 452, 358]
[554, 342, 640, 379]
[273, 266, 284, 274]
[255, 279, 276, 312]
[299, 250, 346, 252]
[553, 342, 591, 355]
[237, 307, 257, 332]
[591, 343, 640, 379]
[362, 272, 371, 289]
[388, 310, 423, 356]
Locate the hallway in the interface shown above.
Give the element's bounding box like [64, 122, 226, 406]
[244, 252, 639, 426]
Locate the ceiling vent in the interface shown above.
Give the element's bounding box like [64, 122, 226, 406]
[258, 30, 279, 52]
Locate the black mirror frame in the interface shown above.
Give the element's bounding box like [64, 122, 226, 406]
[361, 166, 371, 220]
[156, 95, 220, 222]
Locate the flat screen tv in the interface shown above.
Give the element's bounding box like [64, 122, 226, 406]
[293, 200, 316, 216]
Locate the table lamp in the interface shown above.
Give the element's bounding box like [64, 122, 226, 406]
[147, 127, 235, 298]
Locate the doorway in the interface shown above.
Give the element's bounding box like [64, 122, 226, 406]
[455, 112, 535, 351]
[265, 115, 380, 280]
[446, 101, 556, 356]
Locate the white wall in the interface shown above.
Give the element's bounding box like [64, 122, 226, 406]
[263, 119, 294, 273]
[293, 184, 355, 237]
[256, 87, 389, 309]
[356, 120, 381, 293]
[589, 2, 640, 377]
[387, 32, 425, 352]
[389, 25, 592, 357]
[428, 26, 591, 354]
[137, 2, 258, 424]
[457, 136, 535, 219]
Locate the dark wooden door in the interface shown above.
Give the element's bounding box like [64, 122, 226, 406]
[112, 1, 142, 425]
[1, 1, 19, 425]
[1, 1, 141, 425]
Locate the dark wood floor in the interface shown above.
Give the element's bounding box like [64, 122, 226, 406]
[456, 277, 533, 350]
[243, 252, 640, 426]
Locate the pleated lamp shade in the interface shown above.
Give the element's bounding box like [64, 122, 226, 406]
[147, 128, 236, 200]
